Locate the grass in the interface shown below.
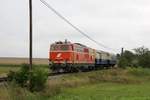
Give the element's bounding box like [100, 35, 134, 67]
[1, 67, 150, 100]
[0, 83, 44, 100]
[51, 82, 150, 100]
[47, 68, 150, 100]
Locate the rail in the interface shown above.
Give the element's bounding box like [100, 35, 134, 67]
[0, 77, 7, 82]
[0, 72, 66, 83]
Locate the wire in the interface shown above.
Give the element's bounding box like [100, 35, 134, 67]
[39, 0, 117, 51]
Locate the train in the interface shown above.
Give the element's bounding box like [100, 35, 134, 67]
[49, 40, 117, 73]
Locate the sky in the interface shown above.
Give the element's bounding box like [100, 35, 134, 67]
[0, 0, 150, 58]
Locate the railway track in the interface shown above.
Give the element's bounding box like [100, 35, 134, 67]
[0, 77, 7, 82]
[0, 67, 113, 83]
[0, 72, 67, 83]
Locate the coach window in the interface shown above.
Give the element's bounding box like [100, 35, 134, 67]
[84, 48, 89, 53]
[107, 53, 110, 56]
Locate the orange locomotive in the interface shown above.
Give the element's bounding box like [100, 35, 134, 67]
[49, 40, 96, 73]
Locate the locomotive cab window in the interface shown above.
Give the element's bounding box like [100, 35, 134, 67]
[51, 45, 72, 51]
[50, 45, 60, 50]
[61, 45, 69, 50]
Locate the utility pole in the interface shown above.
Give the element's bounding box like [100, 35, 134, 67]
[121, 48, 124, 56]
[29, 0, 33, 70]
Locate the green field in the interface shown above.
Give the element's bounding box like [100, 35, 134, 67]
[51, 82, 150, 100]
[50, 68, 150, 100]
[1, 68, 150, 100]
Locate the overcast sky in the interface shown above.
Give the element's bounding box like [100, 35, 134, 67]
[0, 0, 150, 58]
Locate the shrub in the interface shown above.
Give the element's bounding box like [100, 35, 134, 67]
[7, 64, 29, 87]
[7, 71, 16, 82]
[127, 67, 150, 76]
[15, 64, 29, 87]
[29, 68, 48, 92]
[118, 57, 128, 68]
[7, 64, 48, 92]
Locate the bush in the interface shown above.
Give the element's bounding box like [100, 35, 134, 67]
[29, 68, 48, 92]
[127, 67, 150, 76]
[118, 47, 150, 68]
[118, 50, 135, 68]
[118, 57, 128, 68]
[7, 71, 16, 81]
[7, 64, 29, 87]
[7, 64, 48, 92]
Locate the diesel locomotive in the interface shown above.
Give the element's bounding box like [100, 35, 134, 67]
[49, 40, 116, 73]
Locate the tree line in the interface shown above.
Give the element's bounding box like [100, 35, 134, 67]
[118, 46, 150, 68]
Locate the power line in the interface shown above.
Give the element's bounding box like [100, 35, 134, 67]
[39, 0, 117, 51]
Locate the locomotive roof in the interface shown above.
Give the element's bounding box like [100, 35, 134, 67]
[52, 41, 72, 45]
[51, 40, 115, 55]
[74, 43, 87, 47]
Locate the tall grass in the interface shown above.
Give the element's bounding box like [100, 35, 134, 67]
[44, 68, 146, 97]
[0, 83, 37, 100]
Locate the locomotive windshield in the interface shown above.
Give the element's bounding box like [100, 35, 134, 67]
[51, 45, 71, 51]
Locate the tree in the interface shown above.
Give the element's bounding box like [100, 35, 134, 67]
[133, 46, 149, 56]
[139, 52, 150, 68]
[134, 46, 150, 68]
[118, 50, 135, 68]
[118, 57, 128, 68]
[118, 47, 150, 68]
